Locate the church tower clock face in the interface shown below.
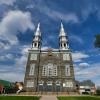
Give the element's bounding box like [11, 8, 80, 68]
[30, 54, 37, 60]
[63, 54, 70, 61]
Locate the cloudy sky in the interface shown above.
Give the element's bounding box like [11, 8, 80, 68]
[0, 0, 100, 86]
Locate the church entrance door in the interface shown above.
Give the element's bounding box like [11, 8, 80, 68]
[47, 85, 52, 92]
[56, 85, 61, 92]
[38, 85, 43, 91]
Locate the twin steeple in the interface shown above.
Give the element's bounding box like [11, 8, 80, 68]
[32, 22, 69, 50]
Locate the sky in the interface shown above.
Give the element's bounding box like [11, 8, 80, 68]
[0, 0, 100, 86]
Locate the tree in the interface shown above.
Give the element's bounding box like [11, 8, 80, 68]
[95, 34, 100, 48]
[96, 86, 100, 95]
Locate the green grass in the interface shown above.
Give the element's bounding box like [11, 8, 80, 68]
[58, 96, 100, 100]
[0, 96, 40, 100]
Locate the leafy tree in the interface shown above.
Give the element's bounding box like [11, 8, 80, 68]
[96, 86, 100, 95]
[95, 34, 100, 48]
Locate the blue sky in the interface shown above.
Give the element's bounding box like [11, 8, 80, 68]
[0, 0, 100, 86]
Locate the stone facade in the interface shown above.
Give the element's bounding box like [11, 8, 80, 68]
[24, 23, 75, 92]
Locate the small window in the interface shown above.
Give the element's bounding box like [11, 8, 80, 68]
[61, 44, 62, 47]
[34, 43, 37, 47]
[29, 64, 35, 76]
[26, 81, 34, 87]
[65, 65, 70, 76]
[64, 43, 66, 47]
[38, 43, 40, 47]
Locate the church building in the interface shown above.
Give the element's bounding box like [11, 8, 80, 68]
[24, 23, 75, 92]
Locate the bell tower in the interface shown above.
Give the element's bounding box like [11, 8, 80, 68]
[32, 23, 41, 50]
[59, 22, 69, 50]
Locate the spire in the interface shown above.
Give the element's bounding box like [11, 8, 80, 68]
[59, 22, 66, 37]
[59, 22, 69, 50]
[61, 22, 64, 32]
[35, 23, 41, 36]
[32, 23, 41, 49]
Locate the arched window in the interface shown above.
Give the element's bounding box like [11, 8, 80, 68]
[61, 44, 62, 47]
[56, 80, 61, 85]
[65, 65, 70, 76]
[29, 64, 35, 76]
[38, 43, 40, 47]
[64, 43, 66, 47]
[34, 43, 37, 47]
[42, 63, 57, 77]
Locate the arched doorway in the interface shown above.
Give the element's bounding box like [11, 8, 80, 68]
[55, 80, 61, 92]
[47, 81, 53, 92]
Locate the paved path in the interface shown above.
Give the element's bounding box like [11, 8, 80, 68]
[40, 95, 58, 100]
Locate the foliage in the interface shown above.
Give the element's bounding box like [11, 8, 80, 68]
[95, 34, 100, 48]
[0, 96, 40, 100]
[96, 89, 100, 95]
[58, 96, 100, 100]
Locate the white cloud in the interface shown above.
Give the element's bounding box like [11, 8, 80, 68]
[81, 2, 100, 22]
[15, 55, 27, 69]
[41, 46, 50, 50]
[15, 45, 30, 69]
[72, 52, 89, 62]
[38, 6, 79, 24]
[0, 0, 16, 6]
[21, 45, 30, 55]
[79, 62, 90, 67]
[26, 4, 35, 9]
[0, 10, 34, 45]
[0, 42, 11, 50]
[70, 35, 84, 45]
[0, 54, 14, 61]
[0, 62, 25, 82]
[76, 64, 100, 79]
[0, 71, 24, 82]
[0, 45, 30, 82]
[75, 62, 100, 86]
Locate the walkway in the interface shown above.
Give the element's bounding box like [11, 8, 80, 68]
[40, 95, 58, 100]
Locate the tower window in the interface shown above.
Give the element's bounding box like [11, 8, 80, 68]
[34, 43, 37, 47]
[61, 44, 62, 47]
[38, 43, 40, 47]
[64, 43, 66, 47]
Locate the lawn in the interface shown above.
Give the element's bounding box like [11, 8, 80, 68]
[0, 96, 40, 100]
[58, 96, 100, 100]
